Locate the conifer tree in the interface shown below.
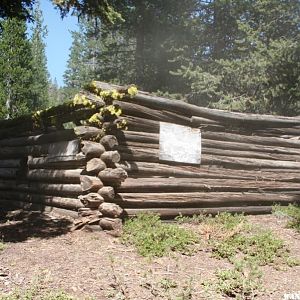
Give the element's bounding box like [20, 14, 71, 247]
[30, 0, 49, 110]
[0, 18, 33, 119]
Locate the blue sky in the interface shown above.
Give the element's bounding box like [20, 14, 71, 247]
[40, 0, 78, 86]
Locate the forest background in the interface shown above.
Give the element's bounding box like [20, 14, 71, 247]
[0, 0, 299, 119]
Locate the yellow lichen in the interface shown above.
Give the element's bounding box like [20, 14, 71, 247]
[127, 86, 138, 97]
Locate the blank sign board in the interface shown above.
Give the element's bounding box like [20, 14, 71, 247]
[159, 122, 201, 164]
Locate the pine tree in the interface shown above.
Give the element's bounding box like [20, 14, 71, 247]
[30, 0, 50, 110]
[64, 21, 91, 90]
[178, 0, 300, 116]
[0, 18, 34, 119]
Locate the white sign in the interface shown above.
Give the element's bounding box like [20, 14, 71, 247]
[159, 122, 201, 164]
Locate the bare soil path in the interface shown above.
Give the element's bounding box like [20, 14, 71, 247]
[0, 210, 299, 299]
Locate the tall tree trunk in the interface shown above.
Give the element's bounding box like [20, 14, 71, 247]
[135, 1, 145, 87]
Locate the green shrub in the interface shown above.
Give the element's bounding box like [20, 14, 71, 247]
[273, 204, 300, 232]
[122, 213, 198, 257]
[203, 260, 262, 299]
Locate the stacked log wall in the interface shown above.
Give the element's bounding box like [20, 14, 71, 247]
[0, 81, 299, 227]
[92, 82, 300, 219]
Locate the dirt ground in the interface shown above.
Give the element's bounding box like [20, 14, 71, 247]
[0, 210, 299, 300]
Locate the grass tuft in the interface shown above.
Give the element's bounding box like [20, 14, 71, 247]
[203, 260, 262, 299]
[122, 213, 198, 257]
[0, 241, 5, 252]
[272, 204, 300, 232]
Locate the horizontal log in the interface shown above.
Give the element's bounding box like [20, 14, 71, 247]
[202, 154, 300, 169]
[27, 169, 83, 183]
[117, 145, 300, 169]
[202, 131, 300, 149]
[115, 130, 157, 142]
[0, 123, 35, 139]
[202, 138, 300, 156]
[0, 139, 80, 159]
[119, 141, 158, 149]
[0, 168, 19, 179]
[0, 179, 83, 196]
[123, 206, 273, 219]
[116, 131, 300, 156]
[114, 100, 191, 126]
[117, 178, 300, 193]
[28, 153, 86, 169]
[116, 192, 300, 208]
[0, 159, 23, 168]
[0, 191, 84, 210]
[117, 143, 300, 161]
[118, 146, 159, 162]
[117, 161, 300, 183]
[0, 129, 77, 147]
[0, 199, 80, 218]
[94, 81, 300, 127]
[203, 147, 300, 161]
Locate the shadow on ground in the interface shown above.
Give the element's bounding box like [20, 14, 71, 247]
[0, 209, 73, 242]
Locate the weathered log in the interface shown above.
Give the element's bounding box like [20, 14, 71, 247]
[94, 81, 300, 127]
[116, 192, 300, 208]
[117, 143, 300, 161]
[100, 151, 121, 164]
[202, 138, 300, 156]
[0, 144, 49, 158]
[100, 135, 119, 150]
[115, 130, 158, 144]
[0, 123, 35, 139]
[117, 161, 300, 183]
[0, 191, 84, 210]
[123, 206, 273, 218]
[0, 168, 19, 179]
[0, 159, 23, 168]
[118, 146, 159, 162]
[0, 179, 83, 196]
[80, 175, 103, 192]
[117, 145, 300, 169]
[0, 199, 79, 218]
[119, 141, 159, 149]
[203, 147, 300, 161]
[0, 139, 80, 159]
[114, 100, 191, 126]
[98, 168, 128, 184]
[117, 131, 300, 155]
[81, 141, 105, 157]
[98, 186, 115, 201]
[99, 202, 123, 218]
[27, 169, 83, 182]
[202, 154, 300, 169]
[117, 178, 300, 193]
[202, 131, 300, 149]
[99, 217, 122, 231]
[78, 193, 104, 208]
[28, 153, 86, 169]
[0, 129, 77, 147]
[86, 158, 106, 174]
